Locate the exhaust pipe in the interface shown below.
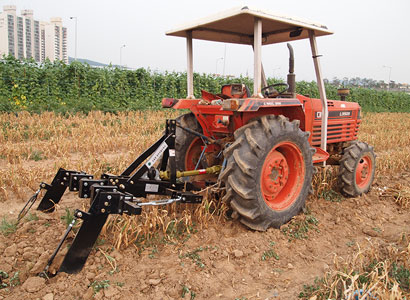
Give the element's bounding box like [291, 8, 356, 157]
[287, 43, 296, 97]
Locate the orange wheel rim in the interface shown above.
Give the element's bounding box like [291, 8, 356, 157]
[260, 141, 305, 211]
[356, 155, 372, 188]
[184, 137, 204, 170]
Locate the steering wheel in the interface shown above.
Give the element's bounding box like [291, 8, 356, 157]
[261, 83, 289, 98]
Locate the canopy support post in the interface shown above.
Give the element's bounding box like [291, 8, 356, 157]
[309, 30, 328, 156]
[253, 17, 262, 97]
[186, 30, 194, 99]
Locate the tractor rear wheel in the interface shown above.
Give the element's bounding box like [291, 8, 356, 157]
[219, 115, 315, 231]
[338, 141, 375, 197]
[175, 113, 205, 171]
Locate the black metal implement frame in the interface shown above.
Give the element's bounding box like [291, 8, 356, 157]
[18, 119, 208, 276]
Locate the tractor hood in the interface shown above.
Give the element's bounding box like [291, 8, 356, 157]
[166, 6, 333, 45]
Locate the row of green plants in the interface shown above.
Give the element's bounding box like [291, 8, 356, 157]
[0, 56, 409, 113]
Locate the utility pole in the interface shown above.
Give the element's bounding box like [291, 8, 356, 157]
[223, 45, 227, 76]
[383, 65, 392, 90]
[215, 57, 223, 75]
[120, 44, 126, 69]
[70, 17, 78, 60]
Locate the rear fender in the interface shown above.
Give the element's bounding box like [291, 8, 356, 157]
[241, 106, 306, 132]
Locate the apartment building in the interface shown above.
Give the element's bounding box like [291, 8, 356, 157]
[0, 5, 68, 63]
[42, 17, 68, 63]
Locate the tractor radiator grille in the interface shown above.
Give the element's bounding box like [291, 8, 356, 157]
[311, 123, 359, 146]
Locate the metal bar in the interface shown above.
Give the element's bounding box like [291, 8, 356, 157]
[186, 30, 194, 99]
[159, 147, 169, 171]
[128, 135, 171, 183]
[167, 120, 177, 183]
[261, 64, 268, 89]
[121, 134, 167, 176]
[309, 30, 328, 154]
[39, 218, 76, 277]
[253, 17, 263, 97]
[176, 123, 213, 144]
[194, 143, 207, 170]
[138, 197, 181, 206]
[251, 43, 268, 89]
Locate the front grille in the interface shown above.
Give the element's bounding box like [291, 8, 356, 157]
[312, 123, 358, 145]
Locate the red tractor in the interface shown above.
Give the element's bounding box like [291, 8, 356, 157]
[163, 7, 375, 230]
[19, 7, 375, 275]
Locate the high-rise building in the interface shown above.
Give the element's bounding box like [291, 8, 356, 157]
[43, 17, 68, 63]
[0, 5, 68, 63]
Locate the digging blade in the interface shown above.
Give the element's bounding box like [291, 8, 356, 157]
[58, 213, 108, 274]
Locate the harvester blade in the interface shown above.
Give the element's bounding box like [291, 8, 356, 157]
[58, 212, 108, 274]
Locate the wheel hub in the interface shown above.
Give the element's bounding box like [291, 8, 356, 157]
[356, 156, 372, 188]
[262, 151, 289, 199]
[260, 141, 305, 211]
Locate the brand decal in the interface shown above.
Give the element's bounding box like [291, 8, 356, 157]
[339, 111, 351, 116]
[242, 99, 301, 111]
[315, 110, 353, 119]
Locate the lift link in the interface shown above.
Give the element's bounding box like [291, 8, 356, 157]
[176, 121, 216, 144]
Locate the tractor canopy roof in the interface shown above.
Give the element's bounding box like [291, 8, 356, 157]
[166, 6, 333, 45]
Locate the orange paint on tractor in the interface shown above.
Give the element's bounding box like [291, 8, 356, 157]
[163, 86, 361, 158]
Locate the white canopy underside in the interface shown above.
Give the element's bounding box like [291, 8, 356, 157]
[166, 6, 333, 45]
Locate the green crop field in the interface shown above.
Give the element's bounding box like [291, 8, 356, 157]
[0, 56, 409, 113]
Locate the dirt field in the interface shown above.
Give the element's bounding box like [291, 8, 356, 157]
[0, 111, 409, 299]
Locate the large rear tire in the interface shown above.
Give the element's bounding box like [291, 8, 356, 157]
[219, 115, 315, 231]
[175, 113, 205, 171]
[338, 141, 375, 197]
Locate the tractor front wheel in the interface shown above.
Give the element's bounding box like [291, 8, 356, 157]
[338, 141, 375, 197]
[219, 115, 315, 231]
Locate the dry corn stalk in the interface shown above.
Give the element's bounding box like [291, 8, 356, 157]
[304, 234, 410, 299]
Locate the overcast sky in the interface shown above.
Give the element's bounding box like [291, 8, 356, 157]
[3, 0, 410, 83]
